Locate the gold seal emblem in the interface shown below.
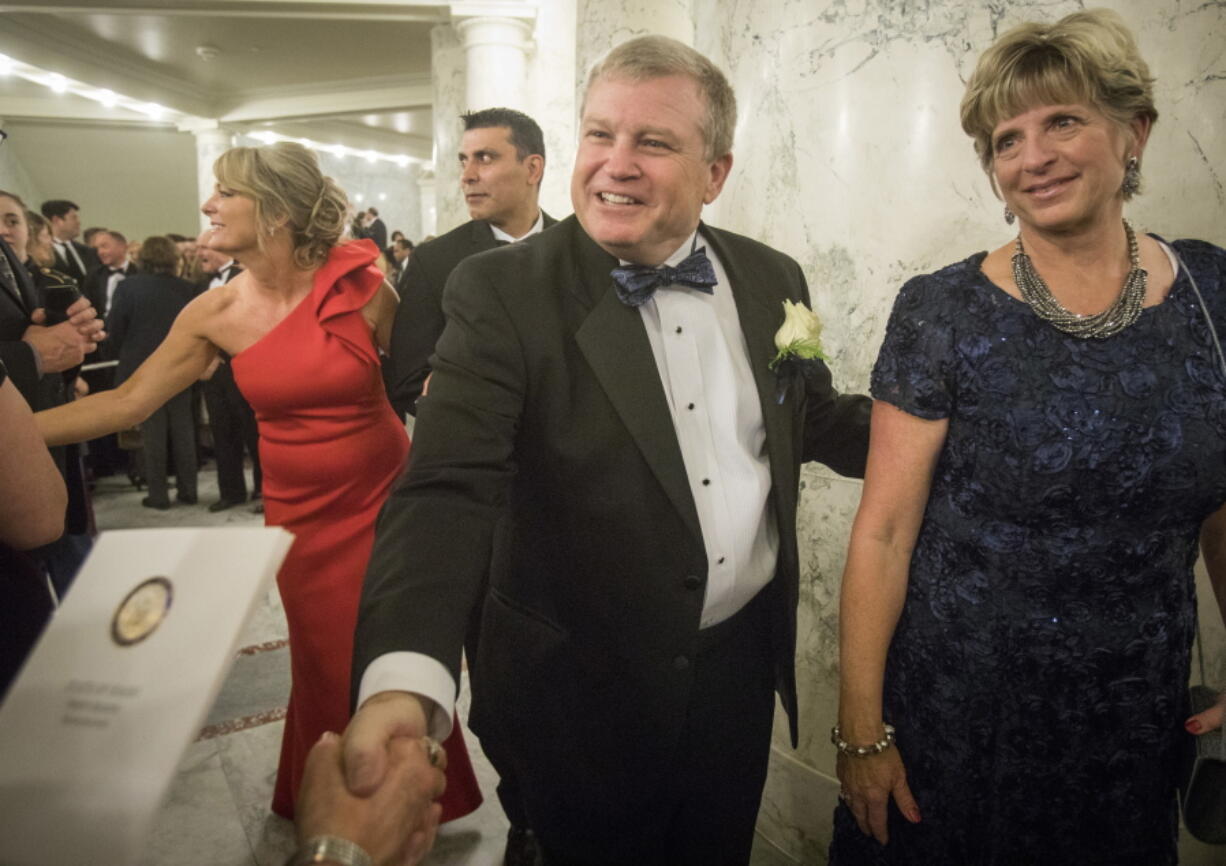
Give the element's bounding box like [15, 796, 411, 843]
[111, 577, 173, 646]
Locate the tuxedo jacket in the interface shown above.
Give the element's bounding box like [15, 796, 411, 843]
[355, 216, 870, 810]
[387, 212, 558, 416]
[53, 240, 100, 285]
[106, 273, 195, 385]
[82, 261, 136, 320]
[0, 239, 45, 404]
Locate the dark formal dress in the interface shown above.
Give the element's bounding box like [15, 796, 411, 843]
[830, 239, 1226, 865]
[107, 273, 197, 507]
[231, 240, 481, 821]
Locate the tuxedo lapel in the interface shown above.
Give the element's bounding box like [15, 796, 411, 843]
[571, 228, 703, 544]
[0, 241, 32, 313]
[702, 225, 798, 522]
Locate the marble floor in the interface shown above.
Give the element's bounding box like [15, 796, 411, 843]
[91, 466, 792, 866]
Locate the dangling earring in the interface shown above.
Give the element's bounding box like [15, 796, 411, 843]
[1121, 156, 1141, 196]
[1004, 205, 1016, 225]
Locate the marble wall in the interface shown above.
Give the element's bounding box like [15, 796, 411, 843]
[688, 0, 1226, 860]
[430, 23, 468, 236]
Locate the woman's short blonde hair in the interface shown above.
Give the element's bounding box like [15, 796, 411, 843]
[960, 8, 1158, 195]
[213, 142, 349, 268]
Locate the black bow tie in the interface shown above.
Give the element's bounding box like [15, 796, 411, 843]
[611, 246, 717, 308]
[109, 267, 125, 275]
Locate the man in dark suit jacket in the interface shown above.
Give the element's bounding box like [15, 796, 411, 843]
[387, 107, 555, 417]
[364, 207, 388, 251]
[196, 248, 262, 512]
[80, 229, 135, 320]
[40, 199, 100, 284]
[344, 38, 871, 866]
[0, 235, 102, 594]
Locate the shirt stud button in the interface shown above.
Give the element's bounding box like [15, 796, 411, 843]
[673, 655, 690, 671]
[683, 574, 702, 590]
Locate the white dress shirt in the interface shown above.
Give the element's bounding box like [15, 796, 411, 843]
[55, 239, 87, 276]
[208, 260, 238, 290]
[105, 261, 131, 310]
[489, 210, 545, 243]
[358, 228, 777, 737]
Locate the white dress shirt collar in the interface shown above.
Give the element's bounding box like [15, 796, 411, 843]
[489, 210, 545, 244]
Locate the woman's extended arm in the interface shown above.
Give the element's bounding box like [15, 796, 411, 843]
[0, 375, 67, 549]
[37, 294, 220, 447]
[837, 399, 947, 844]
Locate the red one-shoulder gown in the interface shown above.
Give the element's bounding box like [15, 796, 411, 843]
[231, 240, 482, 821]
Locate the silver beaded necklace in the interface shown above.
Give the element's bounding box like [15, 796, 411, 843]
[1012, 219, 1147, 339]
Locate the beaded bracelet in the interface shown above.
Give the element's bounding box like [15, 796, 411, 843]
[830, 723, 896, 758]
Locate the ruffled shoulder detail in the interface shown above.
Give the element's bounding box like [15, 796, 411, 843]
[313, 239, 383, 364]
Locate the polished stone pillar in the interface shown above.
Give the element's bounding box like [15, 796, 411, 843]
[429, 22, 467, 234]
[188, 123, 233, 230]
[453, 10, 535, 113]
[417, 171, 437, 239]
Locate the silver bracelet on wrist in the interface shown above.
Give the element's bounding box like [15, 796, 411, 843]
[286, 835, 373, 866]
[831, 723, 896, 757]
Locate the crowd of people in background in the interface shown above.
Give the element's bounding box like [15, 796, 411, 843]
[0, 192, 425, 525]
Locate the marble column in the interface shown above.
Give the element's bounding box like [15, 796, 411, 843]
[453, 11, 535, 113]
[693, 0, 1226, 861]
[189, 124, 233, 231]
[417, 171, 437, 239]
[528, 0, 577, 219]
[576, 0, 694, 89]
[430, 22, 468, 235]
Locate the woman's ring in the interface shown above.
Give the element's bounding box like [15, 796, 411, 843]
[422, 736, 442, 768]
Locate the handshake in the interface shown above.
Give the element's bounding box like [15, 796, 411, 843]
[291, 693, 446, 866]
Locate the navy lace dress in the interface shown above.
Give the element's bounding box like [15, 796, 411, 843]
[830, 239, 1226, 865]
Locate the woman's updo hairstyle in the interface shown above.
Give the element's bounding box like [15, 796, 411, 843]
[213, 142, 349, 268]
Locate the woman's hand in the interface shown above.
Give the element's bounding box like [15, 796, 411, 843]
[836, 748, 921, 845]
[1187, 691, 1226, 735]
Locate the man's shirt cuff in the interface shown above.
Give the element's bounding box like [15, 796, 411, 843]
[356, 652, 456, 739]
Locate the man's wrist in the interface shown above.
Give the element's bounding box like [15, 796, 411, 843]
[286, 835, 372, 866]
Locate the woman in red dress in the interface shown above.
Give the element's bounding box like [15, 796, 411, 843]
[35, 142, 482, 824]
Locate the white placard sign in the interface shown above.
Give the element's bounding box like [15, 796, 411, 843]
[0, 527, 292, 866]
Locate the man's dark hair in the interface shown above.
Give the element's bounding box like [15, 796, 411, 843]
[394, 237, 414, 252]
[461, 108, 546, 164]
[137, 235, 178, 276]
[83, 226, 107, 243]
[40, 199, 79, 220]
[166, 233, 189, 243]
[367, 207, 379, 217]
[101, 229, 128, 246]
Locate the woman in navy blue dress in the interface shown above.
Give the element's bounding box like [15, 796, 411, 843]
[832, 10, 1226, 864]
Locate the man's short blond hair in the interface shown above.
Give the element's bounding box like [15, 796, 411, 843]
[583, 35, 737, 161]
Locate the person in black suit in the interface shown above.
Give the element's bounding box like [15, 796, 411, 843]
[342, 37, 871, 866]
[40, 199, 100, 283]
[0, 190, 101, 596]
[107, 236, 197, 510]
[196, 244, 262, 512]
[386, 107, 555, 418]
[79, 229, 135, 479]
[363, 208, 389, 252]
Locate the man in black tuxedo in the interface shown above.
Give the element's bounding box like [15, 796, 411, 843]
[81, 229, 135, 319]
[40, 200, 100, 284]
[78, 229, 134, 478]
[196, 246, 262, 512]
[0, 233, 102, 595]
[363, 207, 389, 252]
[343, 37, 871, 866]
[386, 107, 556, 417]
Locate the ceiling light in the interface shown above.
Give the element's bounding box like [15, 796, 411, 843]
[378, 193, 386, 201]
[395, 155, 410, 168]
[250, 131, 279, 144]
[0, 55, 13, 76]
[48, 73, 68, 93]
[354, 192, 365, 202]
[330, 145, 347, 159]
[195, 44, 221, 62]
[364, 150, 377, 164]
[141, 103, 166, 120]
[96, 89, 117, 108]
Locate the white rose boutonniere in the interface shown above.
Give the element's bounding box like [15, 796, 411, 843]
[769, 300, 826, 403]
